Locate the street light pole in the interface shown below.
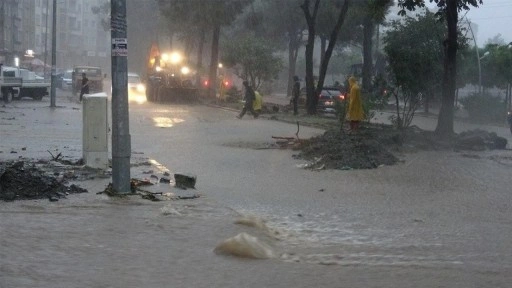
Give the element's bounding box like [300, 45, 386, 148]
[111, 0, 131, 193]
[50, 0, 56, 107]
[464, 18, 484, 95]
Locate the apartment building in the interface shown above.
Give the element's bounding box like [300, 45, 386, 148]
[55, 0, 109, 71]
[0, 0, 25, 65]
[1, 0, 109, 72]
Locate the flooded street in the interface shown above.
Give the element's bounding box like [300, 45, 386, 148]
[1, 97, 512, 287]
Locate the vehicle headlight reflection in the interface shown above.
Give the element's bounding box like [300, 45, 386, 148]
[152, 117, 185, 128]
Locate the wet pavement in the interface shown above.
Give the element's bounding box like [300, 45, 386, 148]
[1, 91, 511, 287]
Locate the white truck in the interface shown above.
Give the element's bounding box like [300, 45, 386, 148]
[1, 64, 50, 103]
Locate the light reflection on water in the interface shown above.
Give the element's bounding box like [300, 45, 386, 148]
[152, 117, 185, 128]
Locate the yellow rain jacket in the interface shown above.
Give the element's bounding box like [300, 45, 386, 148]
[253, 91, 263, 111]
[347, 77, 364, 121]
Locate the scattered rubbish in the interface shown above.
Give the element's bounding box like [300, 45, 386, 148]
[214, 232, 275, 259]
[131, 178, 153, 187]
[234, 216, 268, 230]
[160, 204, 182, 216]
[141, 193, 160, 201]
[163, 172, 170, 176]
[177, 194, 200, 200]
[174, 173, 196, 189]
[318, 188, 325, 192]
[159, 177, 171, 184]
[21, 147, 26, 151]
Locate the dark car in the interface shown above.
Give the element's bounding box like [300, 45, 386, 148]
[317, 86, 346, 113]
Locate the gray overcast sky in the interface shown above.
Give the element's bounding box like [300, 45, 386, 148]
[465, 0, 512, 46]
[421, 0, 512, 46]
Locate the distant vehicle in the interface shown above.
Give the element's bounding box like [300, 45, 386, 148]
[1, 65, 50, 103]
[127, 72, 146, 103]
[61, 70, 73, 90]
[317, 86, 346, 114]
[72, 66, 103, 96]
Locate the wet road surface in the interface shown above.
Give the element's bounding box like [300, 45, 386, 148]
[1, 93, 511, 287]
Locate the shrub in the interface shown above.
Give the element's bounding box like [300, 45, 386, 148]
[460, 92, 507, 123]
[225, 86, 242, 103]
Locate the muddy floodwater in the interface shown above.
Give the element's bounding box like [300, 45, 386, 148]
[1, 98, 512, 287]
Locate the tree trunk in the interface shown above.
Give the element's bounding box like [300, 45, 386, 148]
[435, 0, 457, 138]
[208, 25, 220, 99]
[319, 36, 327, 76]
[315, 0, 350, 99]
[424, 91, 430, 114]
[195, 29, 206, 87]
[301, 0, 320, 115]
[362, 16, 374, 92]
[305, 29, 316, 114]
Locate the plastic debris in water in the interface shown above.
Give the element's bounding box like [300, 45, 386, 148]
[214, 232, 275, 259]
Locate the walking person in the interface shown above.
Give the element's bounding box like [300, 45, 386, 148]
[347, 76, 364, 132]
[79, 73, 89, 102]
[237, 80, 257, 119]
[291, 76, 300, 115]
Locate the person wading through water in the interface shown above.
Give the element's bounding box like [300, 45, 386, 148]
[79, 73, 89, 102]
[237, 80, 257, 119]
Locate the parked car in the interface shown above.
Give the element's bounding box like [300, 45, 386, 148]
[317, 86, 346, 114]
[61, 70, 73, 90]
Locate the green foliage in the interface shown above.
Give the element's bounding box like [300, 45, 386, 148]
[368, 73, 390, 109]
[384, 11, 444, 96]
[460, 92, 507, 123]
[397, 0, 483, 17]
[221, 35, 283, 89]
[334, 99, 347, 125]
[362, 95, 377, 123]
[481, 43, 512, 89]
[387, 87, 422, 130]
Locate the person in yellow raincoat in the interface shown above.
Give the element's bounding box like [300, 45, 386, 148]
[252, 90, 263, 118]
[347, 76, 364, 131]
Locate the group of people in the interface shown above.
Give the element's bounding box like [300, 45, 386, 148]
[237, 75, 364, 132]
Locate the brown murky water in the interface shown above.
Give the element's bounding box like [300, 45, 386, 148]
[1, 97, 511, 287]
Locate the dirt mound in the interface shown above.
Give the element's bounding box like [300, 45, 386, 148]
[295, 124, 508, 170]
[297, 125, 400, 170]
[0, 161, 87, 201]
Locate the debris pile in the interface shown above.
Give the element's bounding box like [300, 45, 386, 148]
[297, 126, 400, 170]
[295, 124, 508, 170]
[0, 161, 87, 201]
[454, 129, 508, 151]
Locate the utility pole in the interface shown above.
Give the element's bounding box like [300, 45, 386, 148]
[111, 0, 131, 193]
[50, 0, 56, 107]
[43, 0, 49, 78]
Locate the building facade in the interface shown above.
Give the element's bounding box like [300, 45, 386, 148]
[1, 0, 110, 74]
